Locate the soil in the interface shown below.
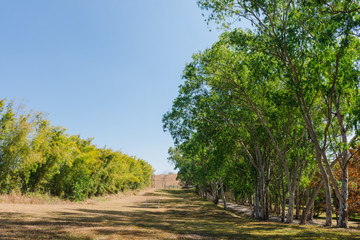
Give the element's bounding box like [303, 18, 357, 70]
[0, 188, 179, 239]
[0, 188, 359, 239]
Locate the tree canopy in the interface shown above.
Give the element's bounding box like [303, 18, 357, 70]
[0, 100, 153, 201]
[164, 0, 360, 228]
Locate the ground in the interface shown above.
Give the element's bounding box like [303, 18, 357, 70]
[0, 188, 359, 239]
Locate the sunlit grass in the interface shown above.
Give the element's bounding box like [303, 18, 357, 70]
[0, 188, 359, 239]
[0, 191, 69, 204]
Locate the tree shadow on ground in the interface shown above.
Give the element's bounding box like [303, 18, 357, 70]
[0, 189, 359, 239]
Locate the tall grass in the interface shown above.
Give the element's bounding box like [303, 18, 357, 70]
[0, 191, 70, 204]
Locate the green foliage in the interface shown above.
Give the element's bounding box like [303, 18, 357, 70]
[165, 0, 360, 226]
[0, 100, 153, 200]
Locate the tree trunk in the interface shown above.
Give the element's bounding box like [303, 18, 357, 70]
[220, 179, 226, 210]
[314, 151, 333, 226]
[277, 179, 281, 216]
[286, 187, 295, 223]
[303, 187, 309, 217]
[259, 168, 267, 220]
[281, 173, 286, 222]
[295, 186, 300, 219]
[212, 180, 219, 204]
[274, 191, 279, 215]
[308, 201, 314, 221]
[254, 181, 260, 219]
[249, 185, 253, 209]
[336, 100, 350, 228]
[324, 177, 333, 226]
[300, 180, 323, 225]
[266, 189, 270, 220]
[295, 87, 335, 226]
[301, 158, 338, 225]
[338, 164, 348, 228]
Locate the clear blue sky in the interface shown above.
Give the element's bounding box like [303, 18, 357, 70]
[0, 1, 244, 174]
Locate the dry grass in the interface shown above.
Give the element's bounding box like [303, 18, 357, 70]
[0, 188, 142, 205]
[0, 188, 359, 239]
[0, 191, 70, 205]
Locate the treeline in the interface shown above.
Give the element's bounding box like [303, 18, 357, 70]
[0, 100, 153, 201]
[163, 0, 360, 228]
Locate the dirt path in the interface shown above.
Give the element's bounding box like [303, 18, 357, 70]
[0, 188, 179, 239]
[0, 189, 359, 239]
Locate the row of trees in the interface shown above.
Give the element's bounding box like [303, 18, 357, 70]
[163, 0, 360, 228]
[0, 99, 153, 201]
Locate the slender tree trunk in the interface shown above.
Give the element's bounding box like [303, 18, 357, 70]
[336, 100, 349, 228]
[314, 151, 333, 226]
[220, 179, 226, 210]
[254, 181, 260, 219]
[303, 187, 309, 217]
[266, 189, 270, 219]
[265, 157, 271, 220]
[277, 179, 282, 216]
[295, 186, 300, 219]
[338, 163, 349, 228]
[200, 185, 207, 199]
[295, 87, 335, 226]
[259, 168, 267, 220]
[212, 180, 219, 204]
[274, 191, 278, 215]
[269, 192, 273, 213]
[308, 201, 314, 221]
[281, 173, 286, 222]
[324, 177, 333, 226]
[301, 159, 338, 225]
[301, 179, 324, 224]
[249, 184, 253, 209]
[286, 187, 295, 223]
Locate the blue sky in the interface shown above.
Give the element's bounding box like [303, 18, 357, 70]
[0, 1, 245, 174]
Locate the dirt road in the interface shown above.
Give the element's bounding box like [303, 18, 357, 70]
[0, 188, 359, 239]
[0, 188, 180, 239]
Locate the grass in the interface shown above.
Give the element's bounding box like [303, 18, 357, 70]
[0, 191, 69, 204]
[0, 188, 359, 239]
[0, 188, 141, 205]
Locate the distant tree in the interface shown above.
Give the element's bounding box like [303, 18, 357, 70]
[0, 99, 153, 201]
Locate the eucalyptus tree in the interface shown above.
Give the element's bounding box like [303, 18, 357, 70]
[182, 30, 315, 223]
[168, 137, 215, 199]
[164, 81, 237, 204]
[165, 45, 278, 220]
[168, 146, 197, 188]
[197, 0, 360, 227]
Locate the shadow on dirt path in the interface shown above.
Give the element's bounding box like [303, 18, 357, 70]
[0, 189, 359, 239]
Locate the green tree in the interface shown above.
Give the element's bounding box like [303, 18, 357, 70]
[0, 101, 32, 193]
[197, 0, 360, 227]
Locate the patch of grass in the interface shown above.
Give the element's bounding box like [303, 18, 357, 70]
[351, 214, 360, 221]
[0, 191, 69, 204]
[0, 188, 359, 239]
[0, 188, 143, 205]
